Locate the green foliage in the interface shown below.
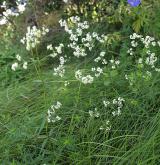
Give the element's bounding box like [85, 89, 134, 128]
[66, 0, 120, 22]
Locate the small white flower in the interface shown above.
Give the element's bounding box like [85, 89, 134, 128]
[63, 0, 68, 3]
[54, 101, 62, 109]
[152, 42, 156, 46]
[125, 74, 128, 80]
[115, 60, 120, 65]
[16, 54, 21, 61]
[138, 58, 143, 64]
[100, 120, 111, 131]
[81, 75, 94, 84]
[54, 65, 65, 77]
[100, 51, 106, 57]
[11, 62, 18, 71]
[21, 26, 49, 51]
[47, 44, 53, 50]
[64, 81, 70, 86]
[146, 71, 152, 77]
[55, 116, 61, 121]
[103, 100, 110, 107]
[50, 53, 58, 58]
[89, 110, 94, 117]
[89, 108, 100, 118]
[23, 62, 28, 70]
[157, 41, 160, 47]
[47, 101, 62, 123]
[155, 68, 160, 72]
[17, 4, 26, 13]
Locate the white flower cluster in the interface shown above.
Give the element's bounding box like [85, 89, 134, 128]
[47, 43, 67, 77]
[47, 101, 62, 123]
[94, 51, 107, 65]
[127, 33, 160, 72]
[128, 33, 156, 55]
[110, 59, 120, 69]
[11, 62, 19, 71]
[129, 33, 142, 40]
[75, 70, 94, 84]
[145, 52, 157, 68]
[21, 26, 49, 51]
[103, 100, 110, 107]
[94, 51, 120, 69]
[129, 33, 160, 50]
[103, 97, 125, 117]
[63, 0, 68, 3]
[47, 43, 64, 58]
[142, 50, 160, 72]
[64, 81, 70, 86]
[48, 16, 109, 84]
[0, 0, 27, 25]
[127, 48, 133, 56]
[91, 67, 103, 77]
[89, 108, 100, 118]
[59, 16, 107, 58]
[99, 120, 111, 132]
[141, 36, 156, 48]
[53, 56, 66, 77]
[11, 54, 27, 71]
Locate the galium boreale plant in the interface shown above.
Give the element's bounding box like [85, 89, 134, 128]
[47, 16, 122, 84]
[20, 26, 49, 51]
[11, 54, 28, 71]
[19, 25, 49, 76]
[116, 32, 160, 94]
[45, 15, 127, 129]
